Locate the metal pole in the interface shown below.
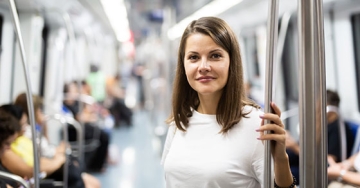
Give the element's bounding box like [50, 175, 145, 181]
[62, 12, 85, 164]
[45, 114, 69, 188]
[298, 0, 327, 187]
[315, 0, 327, 185]
[7, 1, 40, 188]
[264, 0, 279, 187]
[0, 171, 30, 188]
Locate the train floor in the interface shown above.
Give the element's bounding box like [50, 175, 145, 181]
[90, 109, 166, 188]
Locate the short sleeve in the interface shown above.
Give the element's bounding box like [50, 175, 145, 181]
[161, 124, 176, 165]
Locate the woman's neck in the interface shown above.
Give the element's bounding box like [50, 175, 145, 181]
[196, 93, 222, 115]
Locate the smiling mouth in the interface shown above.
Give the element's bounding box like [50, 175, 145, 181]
[196, 76, 215, 82]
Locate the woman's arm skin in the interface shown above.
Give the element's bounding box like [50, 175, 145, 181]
[328, 164, 360, 186]
[257, 102, 295, 187]
[2, 150, 65, 178]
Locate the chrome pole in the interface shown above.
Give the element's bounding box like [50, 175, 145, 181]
[62, 12, 85, 164]
[7, 1, 40, 188]
[264, 0, 279, 187]
[0, 171, 30, 188]
[298, 0, 327, 187]
[65, 116, 83, 162]
[45, 114, 69, 188]
[315, 0, 327, 185]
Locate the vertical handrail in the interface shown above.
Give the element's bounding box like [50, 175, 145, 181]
[264, 0, 279, 187]
[315, 0, 327, 185]
[45, 114, 69, 188]
[298, 0, 327, 187]
[64, 116, 83, 162]
[62, 12, 85, 164]
[7, 1, 40, 188]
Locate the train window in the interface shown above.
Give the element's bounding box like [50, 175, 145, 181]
[243, 34, 260, 79]
[351, 14, 360, 112]
[281, 18, 298, 101]
[0, 14, 3, 46]
[39, 25, 49, 97]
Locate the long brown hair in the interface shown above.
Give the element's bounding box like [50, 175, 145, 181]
[167, 17, 259, 133]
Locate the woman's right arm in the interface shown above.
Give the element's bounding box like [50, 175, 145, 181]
[2, 150, 33, 178]
[40, 154, 66, 175]
[2, 150, 65, 178]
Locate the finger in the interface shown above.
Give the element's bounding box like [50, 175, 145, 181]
[270, 102, 281, 117]
[260, 119, 264, 137]
[260, 113, 283, 127]
[257, 133, 286, 143]
[257, 124, 286, 135]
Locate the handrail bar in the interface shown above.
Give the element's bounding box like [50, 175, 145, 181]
[0, 171, 30, 188]
[63, 116, 84, 163]
[6, 0, 40, 187]
[264, 0, 279, 187]
[298, 0, 327, 186]
[44, 114, 70, 188]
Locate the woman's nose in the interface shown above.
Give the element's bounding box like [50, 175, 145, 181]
[199, 58, 211, 72]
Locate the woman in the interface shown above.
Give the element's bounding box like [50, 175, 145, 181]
[162, 17, 295, 187]
[0, 110, 21, 188]
[0, 104, 100, 188]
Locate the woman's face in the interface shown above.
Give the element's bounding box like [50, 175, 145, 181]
[0, 133, 17, 157]
[184, 33, 230, 98]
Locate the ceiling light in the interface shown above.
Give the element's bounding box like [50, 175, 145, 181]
[100, 0, 131, 42]
[167, 0, 244, 40]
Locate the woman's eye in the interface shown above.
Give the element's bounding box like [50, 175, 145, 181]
[211, 54, 221, 59]
[189, 55, 198, 60]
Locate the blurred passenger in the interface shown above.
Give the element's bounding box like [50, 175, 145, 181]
[0, 110, 21, 188]
[286, 89, 355, 186]
[327, 90, 355, 163]
[328, 151, 360, 187]
[63, 81, 110, 172]
[162, 17, 295, 187]
[105, 75, 133, 127]
[244, 81, 264, 108]
[13, 93, 66, 159]
[0, 104, 101, 188]
[86, 64, 106, 103]
[132, 63, 145, 108]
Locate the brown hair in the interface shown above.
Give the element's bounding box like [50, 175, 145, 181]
[14, 92, 43, 122]
[167, 17, 259, 133]
[0, 109, 21, 145]
[326, 89, 340, 107]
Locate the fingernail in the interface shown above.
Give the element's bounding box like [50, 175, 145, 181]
[259, 114, 264, 118]
[255, 129, 260, 132]
[257, 137, 261, 140]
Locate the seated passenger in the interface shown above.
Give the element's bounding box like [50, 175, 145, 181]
[0, 104, 101, 188]
[13, 94, 66, 159]
[286, 89, 354, 185]
[328, 151, 360, 187]
[105, 75, 133, 127]
[63, 81, 110, 172]
[326, 90, 355, 163]
[0, 110, 21, 188]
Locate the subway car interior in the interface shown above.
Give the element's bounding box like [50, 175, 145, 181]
[0, 0, 359, 187]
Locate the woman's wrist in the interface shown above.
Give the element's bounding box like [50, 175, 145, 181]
[274, 175, 296, 188]
[337, 169, 347, 182]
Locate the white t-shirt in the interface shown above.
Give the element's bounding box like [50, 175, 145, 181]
[162, 106, 267, 188]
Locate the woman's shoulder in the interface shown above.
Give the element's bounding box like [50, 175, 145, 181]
[242, 105, 263, 117]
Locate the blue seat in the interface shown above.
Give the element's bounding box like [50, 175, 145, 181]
[346, 121, 360, 155]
